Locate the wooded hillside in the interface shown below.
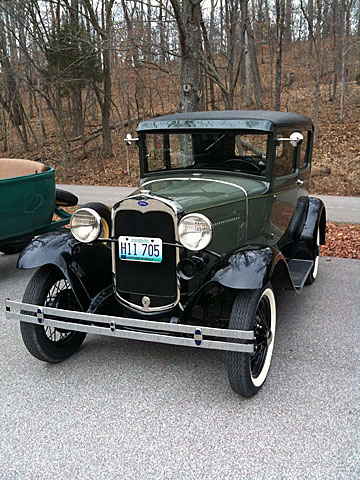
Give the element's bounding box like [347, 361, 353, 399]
[0, 0, 359, 195]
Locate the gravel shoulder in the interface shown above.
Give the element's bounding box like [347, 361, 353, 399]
[0, 254, 359, 479]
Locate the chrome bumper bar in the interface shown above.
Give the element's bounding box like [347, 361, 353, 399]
[5, 299, 254, 353]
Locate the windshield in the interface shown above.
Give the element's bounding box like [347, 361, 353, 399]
[141, 132, 269, 176]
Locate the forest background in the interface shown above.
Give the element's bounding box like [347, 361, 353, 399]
[0, 0, 359, 196]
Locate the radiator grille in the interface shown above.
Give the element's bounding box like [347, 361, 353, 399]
[114, 209, 178, 309]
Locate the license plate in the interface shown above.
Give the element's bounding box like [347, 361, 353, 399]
[118, 236, 163, 263]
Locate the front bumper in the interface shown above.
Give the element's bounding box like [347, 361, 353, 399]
[6, 299, 254, 353]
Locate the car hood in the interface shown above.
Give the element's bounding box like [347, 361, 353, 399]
[139, 172, 268, 214]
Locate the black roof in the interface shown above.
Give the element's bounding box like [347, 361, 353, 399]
[137, 110, 313, 132]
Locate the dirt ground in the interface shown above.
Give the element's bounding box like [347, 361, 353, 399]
[310, 84, 360, 196]
[321, 222, 360, 259]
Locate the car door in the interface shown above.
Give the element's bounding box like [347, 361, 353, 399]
[269, 130, 301, 246]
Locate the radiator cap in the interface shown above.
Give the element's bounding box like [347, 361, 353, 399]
[142, 296, 151, 309]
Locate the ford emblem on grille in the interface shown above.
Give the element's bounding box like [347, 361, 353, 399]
[138, 201, 148, 206]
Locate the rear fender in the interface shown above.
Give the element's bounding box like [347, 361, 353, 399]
[18, 232, 112, 311]
[211, 246, 294, 290]
[291, 197, 326, 261]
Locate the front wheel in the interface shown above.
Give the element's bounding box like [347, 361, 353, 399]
[20, 265, 86, 363]
[227, 284, 276, 397]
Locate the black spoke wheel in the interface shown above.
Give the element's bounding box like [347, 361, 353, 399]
[20, 265, 86, 363]
[227, 284, 276, 397]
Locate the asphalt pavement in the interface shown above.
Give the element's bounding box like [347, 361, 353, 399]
[1, 254, 359, 479]
[59, 184, 360, 224]
[317, 195, 360, 224]
[59, 184, 138, 208]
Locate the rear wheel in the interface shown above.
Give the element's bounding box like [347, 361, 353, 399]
[227, 284, 276, 397]
[20, 265, 86, 363]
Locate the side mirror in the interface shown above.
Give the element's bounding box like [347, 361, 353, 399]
[289, 132, 303, 147]
[277, 132, 303, 147]
[124, 133, 139, 146]
[124, 133, 139, 176]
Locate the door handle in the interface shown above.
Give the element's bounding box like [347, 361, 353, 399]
[296, 179, 304, 186]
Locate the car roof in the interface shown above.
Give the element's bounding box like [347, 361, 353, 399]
[137, 110, 313, 133]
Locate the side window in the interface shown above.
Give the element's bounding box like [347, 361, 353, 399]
[274, 131, 296, 177]
[299, 131, 309, 168]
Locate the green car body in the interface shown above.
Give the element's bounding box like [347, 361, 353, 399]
[137, 111, 315, 251]
[8, 111, 326, 397]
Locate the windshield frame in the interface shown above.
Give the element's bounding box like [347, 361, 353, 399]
[138, 129, 272, 180]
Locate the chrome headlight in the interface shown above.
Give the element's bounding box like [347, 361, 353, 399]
[178, 213, 213, 251]
[70, 208, 102, 243]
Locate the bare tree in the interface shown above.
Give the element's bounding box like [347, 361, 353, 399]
[170, 0, 203, 112]
[0, 0, 358, 184]
[284, 0, 293, 43]
[241, 0, 263, 108]
[300, 0, 321, 143]
[274, 0, 285, 110]
[83, 0, 115, 157]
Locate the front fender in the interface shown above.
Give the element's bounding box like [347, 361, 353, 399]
[18, 232, 112, 310]
[211, 246, 294, 290]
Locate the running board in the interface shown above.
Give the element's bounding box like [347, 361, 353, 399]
[5, 300, 254, 354]
[287, 259, 314, 289]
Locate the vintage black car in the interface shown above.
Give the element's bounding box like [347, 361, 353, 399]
[6, 111, 326, 397]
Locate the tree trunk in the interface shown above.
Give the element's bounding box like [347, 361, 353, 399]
[37, 80, 45, 147]
[69, 0, 84, 138]
[285, 0, 292, 43]
[71, 88, 84, 137]
[308, 0, 314, 58]
[121, 0, 144, 118]
[199, 13, 216, 110]
[245, 31, 253, 106]
[83, 0, 114, 157]
[1, 105, 9, 152]
[102, 40, 113, 156]
[240, 0, 262, 109]
[170, 0, 202, 112]
[274, 0, 284, 110]
[339, 0, 346, 122]
[246, 22, 263, 108]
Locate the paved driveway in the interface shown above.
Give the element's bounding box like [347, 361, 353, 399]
[0, 254, 359, 479]
[317, 195, 360, 224]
